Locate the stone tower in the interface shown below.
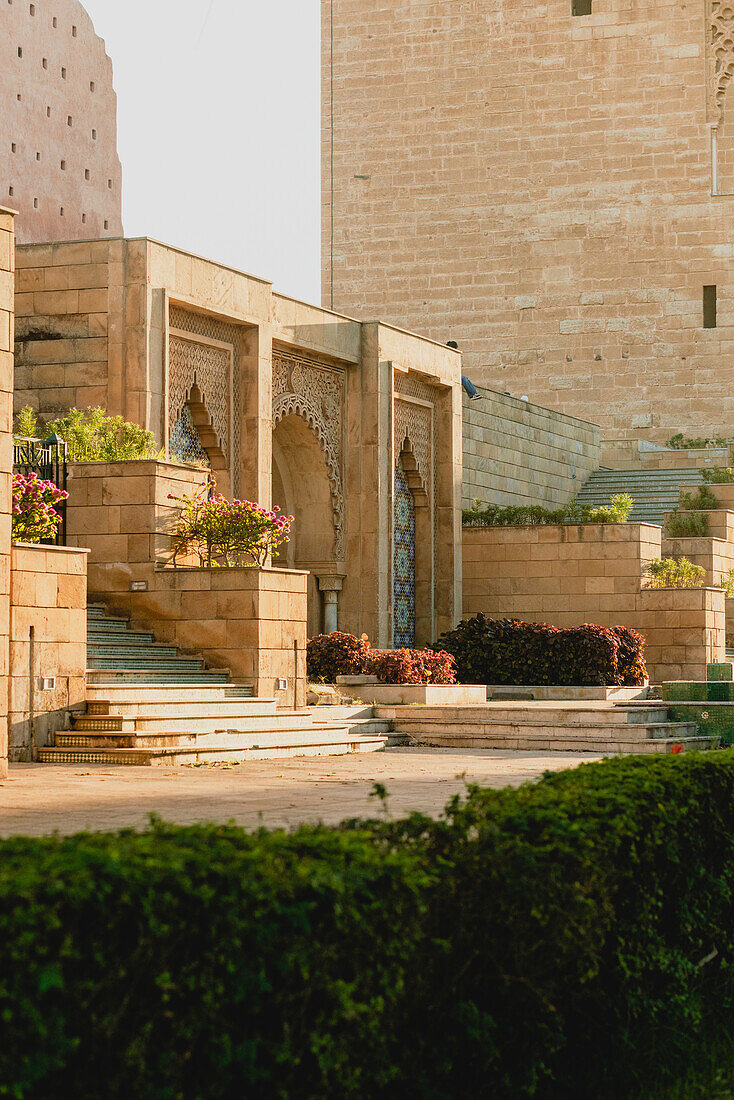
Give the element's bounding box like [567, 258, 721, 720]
[323, 1, 734, 442]
[1, 0, 122, 244]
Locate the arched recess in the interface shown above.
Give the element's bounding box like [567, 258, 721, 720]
[393, 438, 433, 649]
[169, 384, 231, 496]
[271, 413, 338, 637]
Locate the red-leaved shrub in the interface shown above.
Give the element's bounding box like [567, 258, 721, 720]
[306, 632, 372, 682]
[611, 626, 648, 686]
[432, 615, 648, 687]
[369, 649, 457, 685]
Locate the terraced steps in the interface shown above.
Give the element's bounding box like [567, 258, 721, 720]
[38, 606, 389, 765]
[575, 468, 704, 525]
[375, 701, 713, 754]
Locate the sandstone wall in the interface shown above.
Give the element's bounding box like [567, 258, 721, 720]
[0, 207, 15, 777]
[0, 0, 122, 244]
[324, 0, 734, 443]
[9, 543, 87, 761]
[463, 387, 600, 510]
[462, 523, 724, 681]
[66, 460, 308, 705]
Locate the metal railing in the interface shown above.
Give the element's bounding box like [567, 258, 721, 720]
[13, 434, 69, 545]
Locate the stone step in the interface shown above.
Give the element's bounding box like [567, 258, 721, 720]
[374, 704, 672, 726]
[86, 669, 233, 685]
[88, 644, 183, 659]
[71, 710, 322, 735]
[85, 687, 261, 714]
[88, 657, 207, 670]
[390, 724, 705, 753]
[87, 631, 157, 645]
[39, 733, 388, 766]
[55, 722, 362, 750]
[387, 719, 699, 742]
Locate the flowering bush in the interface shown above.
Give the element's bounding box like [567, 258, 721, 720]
[369, 648, 457, 685]
[169, 485, 292, 567]
[306, 632, 373, 682]
[12, 471, 68, 544]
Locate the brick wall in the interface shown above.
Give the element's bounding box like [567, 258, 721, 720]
[462, 523, 724, 681]
[9, 543, 88, 761]
[463, 387, 600, 510]
[324, 0, 734, 443]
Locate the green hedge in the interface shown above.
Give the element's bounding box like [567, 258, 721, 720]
[2, 753, 734, 1098]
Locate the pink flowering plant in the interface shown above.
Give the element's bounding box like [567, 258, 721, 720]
[12, 471, 68, 543]
[168, 484, 293, 567]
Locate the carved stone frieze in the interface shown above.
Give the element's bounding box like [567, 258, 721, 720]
[709, 1, 734, 123]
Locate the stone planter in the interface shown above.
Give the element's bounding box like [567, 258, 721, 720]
[335, 680, 487, 705]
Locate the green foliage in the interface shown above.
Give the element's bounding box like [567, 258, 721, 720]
[703, 466, 734, 484]
[4, 753, 734, 1097]
[463, 493, 633, 528]
[645, 557, 707, 589]
[719, 569, 734, 598]
[13, 405, 163, 462]
[679, 485, 720, 511]
[431, 616, 647, 687]
[665, 511, 710, 538]
[666, 433, 729, 450]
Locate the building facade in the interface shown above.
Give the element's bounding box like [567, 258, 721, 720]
[14, 237, 464, 647]
[1, 0, 123, 244]
[323, 0, 734, 443]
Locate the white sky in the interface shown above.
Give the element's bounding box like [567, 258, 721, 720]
[83, 0, 322, 303]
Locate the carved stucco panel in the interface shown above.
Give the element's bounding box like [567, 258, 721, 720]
[169, 335, 230, 456]
[709, 1, 734, 123]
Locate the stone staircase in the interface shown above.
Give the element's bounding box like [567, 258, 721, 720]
[375, 700, 715, 754]
[39, 606, 389, 765]
[576, 468, 704, 525]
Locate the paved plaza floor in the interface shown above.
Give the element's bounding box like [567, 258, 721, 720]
[0, 748, 604, 838]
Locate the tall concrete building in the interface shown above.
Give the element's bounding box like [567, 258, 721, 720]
[1, 0, 122, 244]
[322, 1, 734, 442]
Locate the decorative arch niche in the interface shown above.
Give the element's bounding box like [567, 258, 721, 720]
[271, 412, 338, 637]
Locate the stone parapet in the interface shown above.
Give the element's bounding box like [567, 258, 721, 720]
[9, 543, 89, 761]
[98, 566, 308, 709]
[463, 523, 724, 682]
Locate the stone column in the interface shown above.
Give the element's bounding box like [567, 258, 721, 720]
[238, 321, 272, 507]
[0, 207, 15, 779]
[318, 575, 344, 634]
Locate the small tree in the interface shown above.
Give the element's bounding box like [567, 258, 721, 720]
[169, 485, 293, 567]
[12, 471, 68, 543]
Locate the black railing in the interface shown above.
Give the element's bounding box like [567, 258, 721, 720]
[13, 434, 69, 545]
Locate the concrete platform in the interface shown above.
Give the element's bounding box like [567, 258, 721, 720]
[0, 748, 604, 838]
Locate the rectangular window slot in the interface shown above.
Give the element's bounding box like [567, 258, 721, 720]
[704, 285, 718, 329]
[572, 0, 592, 13]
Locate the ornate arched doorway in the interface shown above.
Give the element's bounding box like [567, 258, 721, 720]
[272, 413, 338, 637]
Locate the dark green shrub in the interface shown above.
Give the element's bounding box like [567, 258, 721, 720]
[431, 615, 647, 686]
[703, 466, 734, 484]
[3, 754, 734, 1098]
[665, 511, 710, 538]
[679, 485, 719, 511]
[463, 494, 633, 528]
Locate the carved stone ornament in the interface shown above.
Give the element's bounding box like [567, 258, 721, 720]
[709, 1, 734, 123]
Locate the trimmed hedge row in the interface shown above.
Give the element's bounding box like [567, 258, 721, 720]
[2, 752, 734, 1098]
[432, 615, 648, 686]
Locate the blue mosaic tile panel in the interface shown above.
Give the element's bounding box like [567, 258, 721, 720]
[393, 459, 416, 649]
[169, 407, 211, 467]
